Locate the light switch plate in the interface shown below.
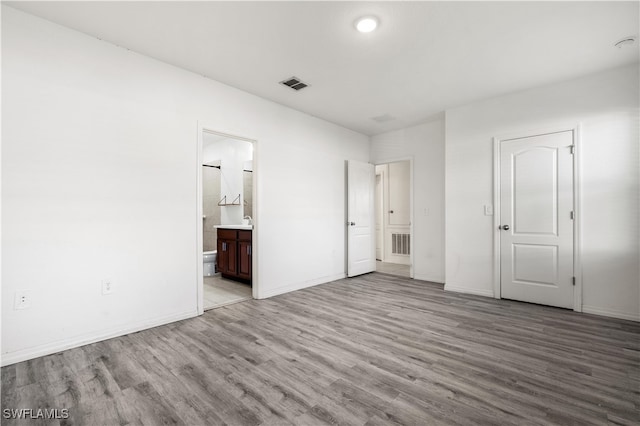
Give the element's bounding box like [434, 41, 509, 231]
[484, 205, 494, 216]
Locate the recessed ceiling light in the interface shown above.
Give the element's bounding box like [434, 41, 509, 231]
[355, 16, 378, 33]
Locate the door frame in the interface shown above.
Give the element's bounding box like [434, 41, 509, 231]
[492, 124, 582, 312]
[373, 156, 415, 279]
[196, 122, 258, 315]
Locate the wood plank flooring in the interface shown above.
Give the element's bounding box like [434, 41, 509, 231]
[2, 273, 639, 425]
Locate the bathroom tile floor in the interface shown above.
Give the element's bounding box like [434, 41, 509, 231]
[203, 275, 252, 310]
[376, 260, 411, 278]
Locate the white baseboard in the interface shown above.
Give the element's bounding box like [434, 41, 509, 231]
[385, 255, 411, 266]
[444, 283, 494, 298]
[413, 274, 445, 284]
[1, 309, 198, 367]
[257, 273, 346, 299]
[582, 305, 640, 322]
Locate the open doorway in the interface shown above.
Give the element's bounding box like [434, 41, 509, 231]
[197, 126, 257, 313]
[375, 160, 412, 278]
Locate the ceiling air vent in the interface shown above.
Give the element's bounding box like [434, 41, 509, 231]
[279, 76, 309, 91]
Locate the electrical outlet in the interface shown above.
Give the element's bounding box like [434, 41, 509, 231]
[102, 279, 113, 295]
[14, 290, 31, 310]
[484, 205, 494, 216]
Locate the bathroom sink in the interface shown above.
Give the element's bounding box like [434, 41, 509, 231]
[214, 224, 253, 230]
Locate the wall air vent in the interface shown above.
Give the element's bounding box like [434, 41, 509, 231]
[392, 233, 410, 255]
[279, 76, 309, 91]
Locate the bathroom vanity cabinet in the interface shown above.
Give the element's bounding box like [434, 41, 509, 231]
[217, 228, 252, 283]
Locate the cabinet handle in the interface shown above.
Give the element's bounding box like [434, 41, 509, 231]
[222, 242, 226, 251]
[248, 246, 251, 255]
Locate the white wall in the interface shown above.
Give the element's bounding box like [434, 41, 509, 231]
[1, 7, 369, 365]
[371, 120, 446, 283]
[445, 64, 639, 321]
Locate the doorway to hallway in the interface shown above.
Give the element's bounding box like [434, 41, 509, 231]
[375, 160, 413, 278]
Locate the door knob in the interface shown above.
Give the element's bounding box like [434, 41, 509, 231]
[347, 221, 355, 226]
[500, 225, 510, 230]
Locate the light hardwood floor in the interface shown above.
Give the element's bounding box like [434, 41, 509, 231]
[2, 273, 638, 425]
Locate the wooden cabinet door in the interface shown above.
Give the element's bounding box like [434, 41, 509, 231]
[217, 238, 237, 275]
[224, 240, 237, 275]
[238, 241, 252, 280]
[216, 239, 226, 274]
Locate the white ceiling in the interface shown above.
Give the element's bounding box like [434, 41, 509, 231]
[6, 1, 639, 136]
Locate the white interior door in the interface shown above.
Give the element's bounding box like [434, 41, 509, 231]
[375, 172, 383, 261]
[348, 160, 376, 277]
[500, 131, 574, 308]
[385, 161, 411, 265]
[388, 161, 410, 226]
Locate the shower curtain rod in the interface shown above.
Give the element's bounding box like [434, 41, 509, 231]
[202, 164, 252, 173]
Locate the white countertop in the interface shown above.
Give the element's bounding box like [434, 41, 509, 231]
[214, 224, 253, 230]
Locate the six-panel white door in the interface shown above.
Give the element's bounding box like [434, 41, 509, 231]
[347, 160, 376, 277]
[500, 131, 574, 309]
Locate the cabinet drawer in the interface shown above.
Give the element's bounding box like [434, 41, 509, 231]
[238, 230, 252, 241]
[217, 229, 237, 240]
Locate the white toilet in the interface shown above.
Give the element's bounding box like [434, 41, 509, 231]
[203, 250, 217, 277]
